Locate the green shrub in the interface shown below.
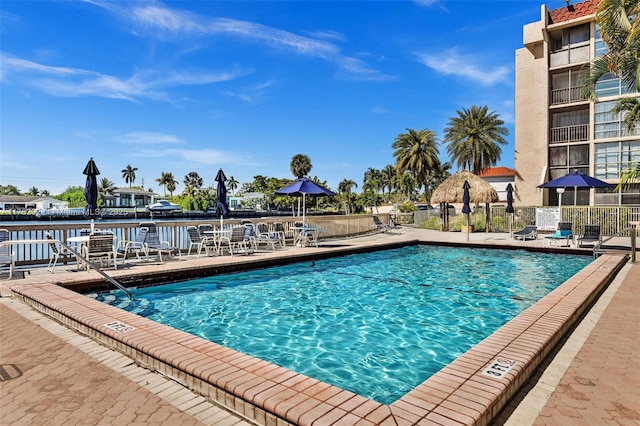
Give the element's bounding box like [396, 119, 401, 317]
[419, 217, 441, 230]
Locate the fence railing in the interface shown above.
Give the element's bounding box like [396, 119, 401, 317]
[1, 215, 380, 267]
[428, 206, 640, 237]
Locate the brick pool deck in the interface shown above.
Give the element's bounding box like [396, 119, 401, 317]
[0, 227, 638, 425]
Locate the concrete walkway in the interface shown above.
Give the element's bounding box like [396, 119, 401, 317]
[0, 228, 638, 425]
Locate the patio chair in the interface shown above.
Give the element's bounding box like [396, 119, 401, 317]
[513, 225, 538, 241]
[242, 223, 258, 250]
[46, 232, 77, 273]
[545, 222, 574, 247]
[373, 215, 397, 233]
[272, 222, 288, 246]
[186, 226, 217, 257]
[116, 227, 149, 264]
[0, 229, 15, 279]
[84, 233, 117, 271]
[198, 223, 214, 236]
[254, 222, 282, 251]
[144, 223, 179, 262]
[577, 224, 602, 247]
[218, 225, 252, 256]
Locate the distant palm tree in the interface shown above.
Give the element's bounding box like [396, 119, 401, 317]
[121, 165, 138, 188]
[363, 167, 383, 194]
[41, 190, 50, 196]
[381, 164, 397, 199]
[392, 128, 439, 201]
[394, 172, 416, 201]
[290, 154, 312, 179]
[156, 172, 176, 197]
[443, 105, 508, 175]
[166, 179, 177, 196]
[427, 159, 452, 199]
[227, 176, 239, 195]
[27, 186, 39, 196]
[97, 178, 115, 207]
[338, 179, 358, 215]
[183, 172, 203, 197]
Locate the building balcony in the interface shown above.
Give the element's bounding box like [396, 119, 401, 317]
[549, 44, 590, 68]
[550, 124, 590, 144]
[551, 86, 588, 105]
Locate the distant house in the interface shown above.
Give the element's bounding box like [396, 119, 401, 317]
[102, 188, 157, 208]
[0, 195, 68, 211]
[478, 167, 516, 202]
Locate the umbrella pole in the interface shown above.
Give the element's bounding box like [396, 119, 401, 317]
[466, 214, 470, 241]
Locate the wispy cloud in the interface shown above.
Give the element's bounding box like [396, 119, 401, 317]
[415, 48, 511, 86]
[116, 132, 183, 144]
[131, 148, 255, 166]
[87, 0, 392, 81]
[413, 0, 440, 7]
[0, 54, 248, 101]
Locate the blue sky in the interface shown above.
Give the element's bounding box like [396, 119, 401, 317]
[1, 0, 569, 195]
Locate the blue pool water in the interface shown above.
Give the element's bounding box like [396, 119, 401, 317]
[91, 245, 591, 404]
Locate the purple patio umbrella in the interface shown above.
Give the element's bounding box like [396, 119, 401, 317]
[83, 158, 100, 219]
[538, 170, 614, 205]
[274, 177, 336, 225]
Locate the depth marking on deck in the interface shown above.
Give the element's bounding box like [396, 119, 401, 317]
[105, 321, 135, 333]
[482, 357, 517, 378]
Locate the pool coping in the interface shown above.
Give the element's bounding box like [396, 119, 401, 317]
[8, 247, 628, 425]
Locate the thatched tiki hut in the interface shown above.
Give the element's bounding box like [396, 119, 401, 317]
[430, 170, 499, 232]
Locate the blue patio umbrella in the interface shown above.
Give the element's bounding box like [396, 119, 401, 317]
[275, 177, 336, 224]
[83, 157, 100, 219]
[215, 169, 229, 227]
[462, 180, 471, 240]
[538, 170, 614, 205]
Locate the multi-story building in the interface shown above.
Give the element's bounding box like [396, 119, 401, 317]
[515, 0, 639, 206]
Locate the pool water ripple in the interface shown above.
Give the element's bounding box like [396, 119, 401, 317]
[90, 245, 591, 404]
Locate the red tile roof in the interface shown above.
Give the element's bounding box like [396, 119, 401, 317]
[478, 166, 516, 177]
[549, 0, 600, 24]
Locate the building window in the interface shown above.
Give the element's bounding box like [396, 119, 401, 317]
[549, 144, 589, 179]
[595, 141, 640, 179]
[551, 69, 588, 104]
[595, 184, 640, 205]
[595, 99, 640, 139]
[550, 24, 591, 66]
[550, 109, 589, 143]
[596, 72, 638, 98]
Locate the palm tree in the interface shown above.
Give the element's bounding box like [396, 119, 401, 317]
[583, 0, 639, 95]
[227, 176, 239, 195]
[121, 165, 138, 188]
[27, 186, 39, 196]
[183, 172, 203, 197]
[427, 159, 452, 197]
[394, 172, 416, 201]
[166, 179, 177, 196]
[290, 154, 312, 179]
[338, 179, 358, 215]
[156, 172, 175, 197]
[98, 177, 115, 196]
[392, 128, 440, 201]
[443, 105, 508, 175]
[611, 97, 640, 134]
[381, 165, 397, 199]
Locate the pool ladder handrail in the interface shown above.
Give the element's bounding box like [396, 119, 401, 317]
[593, 226, 637, 263]
[59, 240, 133, 300]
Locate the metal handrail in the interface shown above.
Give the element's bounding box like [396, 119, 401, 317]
[593, 226, 637, 263]
[59, 240, 133, 300]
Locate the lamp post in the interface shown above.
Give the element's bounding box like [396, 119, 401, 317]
[557, 188, 565, 221]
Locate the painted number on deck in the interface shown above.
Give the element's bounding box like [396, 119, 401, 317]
[482, 357, 517, 379]
[105, 321, 135, 333]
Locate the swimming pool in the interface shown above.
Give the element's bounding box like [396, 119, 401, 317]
[91, 245, 591, 404]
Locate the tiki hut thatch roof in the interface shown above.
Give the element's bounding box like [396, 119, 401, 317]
[430, 170, 499, 204]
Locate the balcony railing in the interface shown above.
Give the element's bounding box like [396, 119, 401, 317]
[550, 43, 590, 67]
[551, 86, 588, 105]
[550, 124, 589, 144]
